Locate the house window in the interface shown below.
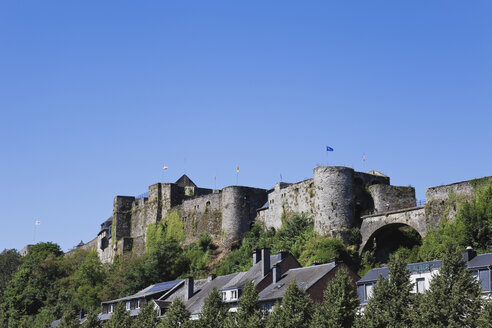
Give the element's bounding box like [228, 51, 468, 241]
[109, 304, 114, 313]
[365, 284, 373, 300]
[137, 299, 141, 309]
[126, 301, 131, 311]
[231, 290, 237, 300]
[416, 278, 425, 294]
[221, 292, 227, 301]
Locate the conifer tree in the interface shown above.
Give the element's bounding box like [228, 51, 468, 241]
[105, 303, 133, 328]
[197, 288, 228, 328]
[478, 299, 492, 328]
[158, 298, 190, 328]
[310, 267, 359, 328]
[361, 254, 413, 328]
[81, 311, 102, 328]
[266, 281, 313, 328]
[415, 245, 482, 327]
[132, 301, 159, 328]
[227, 281, 263, 328]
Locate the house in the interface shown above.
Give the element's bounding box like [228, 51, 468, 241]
[357, 247, 492, 307]
[258, 260, 360, 312]
[99, 279, 183, 320]
[154, 248, 302, 318]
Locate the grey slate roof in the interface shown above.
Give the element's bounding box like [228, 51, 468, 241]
[258, 262, 337, 302]
[467, 253, 492, 269]
[102, 279, 183, 304]
[358, 260, 442, 284]
[221, 255, 279, 290]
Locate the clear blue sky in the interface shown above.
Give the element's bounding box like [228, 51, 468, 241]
[1, 1, 491, 252]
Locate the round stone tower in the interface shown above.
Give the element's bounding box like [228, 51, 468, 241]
[313, 166, 355, 241]
[221, 186, 253, 246]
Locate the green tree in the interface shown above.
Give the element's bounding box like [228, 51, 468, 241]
[415, 245, 482, 327]
[457, 184, 492, 250]
[72, 250, 106, 313]
[158, 298, 190, 328]
[310, 267, 359, 328]
[418, 217, 466, 261]
[58, 307, 80, 328]
[132, 301, 159, 328]
[81, 311, 102, 328]
[361, 254, 413, 328]
[105, 303, 133, 328]
[266, 281, 313, 328]
[230, 281, 263, 328]
[198, 288, 228, 328]
[478, 299, 492, 328]
[0, 249, 22, 299]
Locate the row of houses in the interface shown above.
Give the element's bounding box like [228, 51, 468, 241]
[53, 247, 492, 326]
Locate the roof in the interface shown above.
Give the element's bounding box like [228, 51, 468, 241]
[221, 254, 279, 290]
[102, 279, 183, 304]
[175, 175, 197, 188]
[258, 262, 337, 301]
[184, 273, 240, 315]
[257, 201, 269, 211]
[358, 260, 442, 284]
[467, 253, 492, 269]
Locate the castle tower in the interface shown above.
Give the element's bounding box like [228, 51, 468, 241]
[313, 166, 355, 241]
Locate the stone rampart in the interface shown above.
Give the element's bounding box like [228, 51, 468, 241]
[368, 184, 416, 213]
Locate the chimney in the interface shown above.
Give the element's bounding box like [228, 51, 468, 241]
[277, 250, 287, 261]
[463, 246, 477, 262]
[184, 277, 194, 301]
[272, 264, 281, 284]
[252, 249, 262, 264]
[262, 248, 271, 277]
[208, 274, 216, 282]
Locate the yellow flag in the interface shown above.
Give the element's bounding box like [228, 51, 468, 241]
[362, 154, 365, 162]
[236, 165, 239, 173]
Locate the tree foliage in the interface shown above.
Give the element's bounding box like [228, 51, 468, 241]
[310, 267, 359, 328]
[198, 288, 228, 328]
[158, 298, 190, 328]
[266, 281, 313, 328]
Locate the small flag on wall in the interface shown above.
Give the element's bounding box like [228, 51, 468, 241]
[326, 146, 334, 151]
[35, 220, 40, 225]
[162, 165, 168, 170]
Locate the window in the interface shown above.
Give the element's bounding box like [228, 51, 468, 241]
[365, 284, 373, 300]
[137, 299, 141, 309]
[231, 290, 237, 300]
[126, 301, 131, 311]
[109, 304, 114, 313]
[221, 292, 227, 301]
[416, 278, 425, 294]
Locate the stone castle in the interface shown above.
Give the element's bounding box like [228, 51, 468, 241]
[76, 166, 491, 263]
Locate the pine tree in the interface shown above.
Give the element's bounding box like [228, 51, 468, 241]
[478, 299, 492, 328]
[158, 298, 190, 328]
[105, 303, 133, 328]
[361, 254, 413, 328]
[310, 267, 359, 328]
[228, 281, 264, 328]
[81, 311, 102, 328]
[197, 288, 229, 328]
[266, 281, 313, 328]
[132, 301, 159, 328]
[415, 245, 482, 327]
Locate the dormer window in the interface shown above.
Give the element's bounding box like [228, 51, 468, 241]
[231, 290, 238, 300]
[126, 301, 131, 311]
[137, 299, 141, 309]
[221, 292, 227, 301]
[109, 304, 114, 313]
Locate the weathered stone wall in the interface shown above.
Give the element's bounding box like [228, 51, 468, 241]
[360, 207, 426, 252]
[221, 186, 268, 245]
[313, 166, 355, 240]
[113, 196, 135, 241]
[261, 179, 315, 230]
[368, 184, 416, 213]
[176, 192, 223, 241]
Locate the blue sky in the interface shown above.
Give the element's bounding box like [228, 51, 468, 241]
[0, 1, 491, 252]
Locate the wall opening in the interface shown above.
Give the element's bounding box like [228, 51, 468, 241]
[362, 223, 422, 263]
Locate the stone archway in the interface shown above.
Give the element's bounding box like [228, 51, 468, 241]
[360, 207, 427, 254]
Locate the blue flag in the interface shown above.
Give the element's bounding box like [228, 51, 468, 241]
[326, 146, 334, 151]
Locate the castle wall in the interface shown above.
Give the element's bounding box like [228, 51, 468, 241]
[313, 166, 355, 240]
[221, 187, 268, 245]
[425, 178, 492, 201]
[113, 196, 135, 241]
[368, 185, 416, 213]
[176, 192, 223, 241]
[262, 179, 315, 230]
